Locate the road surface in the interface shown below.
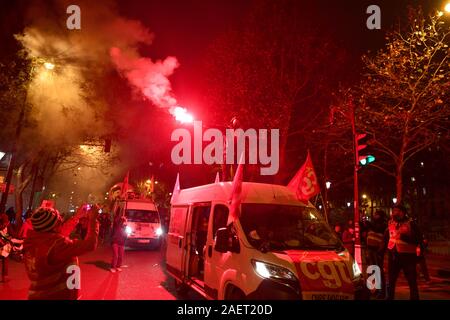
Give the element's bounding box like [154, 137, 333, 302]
[0, 244, 449, 300]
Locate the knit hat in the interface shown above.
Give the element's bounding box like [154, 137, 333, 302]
[31, 207, 62, 232]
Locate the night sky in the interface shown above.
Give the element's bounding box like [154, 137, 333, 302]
[116, 0, 444, 110]
[1, 0, 444, 107]
[0, 0, 446, 189]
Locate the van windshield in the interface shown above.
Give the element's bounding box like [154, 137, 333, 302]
[240, 204, 343, 251]
[126, 209, 160, 223]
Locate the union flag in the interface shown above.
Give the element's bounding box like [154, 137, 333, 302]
[287, 151, 320, 202]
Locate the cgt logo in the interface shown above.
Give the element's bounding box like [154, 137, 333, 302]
[299, 261, 353, 289]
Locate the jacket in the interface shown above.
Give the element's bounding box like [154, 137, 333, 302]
[23, 214, 98, 300]
[386, 217, 421, 254]
[366, 220, 387, 250]
[111, 216, 127, 245]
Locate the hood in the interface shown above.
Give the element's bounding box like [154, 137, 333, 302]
[276, 249, 356, 299]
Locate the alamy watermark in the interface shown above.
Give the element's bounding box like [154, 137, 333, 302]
[66, 5, 81, 30]
[66, 265, 81, 290]
[171, 121, 280, 175]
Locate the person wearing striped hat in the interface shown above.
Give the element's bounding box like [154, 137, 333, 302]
[23, 204, 99, 300]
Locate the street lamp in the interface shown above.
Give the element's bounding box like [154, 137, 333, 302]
[325, 181, 331, 189]
[445, 2, 450, 13]
[44, 62, 55, 70]
[393, 197, 398, 204]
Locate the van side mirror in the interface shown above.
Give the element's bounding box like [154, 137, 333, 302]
[214, 228, 229, 253]
[214, 227, 240, 253]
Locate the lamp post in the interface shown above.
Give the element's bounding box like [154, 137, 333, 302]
[445, 2, 450, 13]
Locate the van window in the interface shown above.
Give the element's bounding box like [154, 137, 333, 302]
[126, 209, 160, 223]
[213, 205, 229, 236]
[240, 204, 342, 252]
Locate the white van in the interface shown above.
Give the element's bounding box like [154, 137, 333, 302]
[165, 182, 365, 300]
[113, 199, 163, 249]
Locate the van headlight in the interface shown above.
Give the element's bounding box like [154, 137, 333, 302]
[252, 260, 297, 282]
[125, 226, 132, 236]
[155, 227, 163, 236]
[352, 259, 362, 279]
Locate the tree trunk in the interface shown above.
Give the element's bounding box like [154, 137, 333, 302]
[14, 163, 32, 229]
[396, 164, 403, 204]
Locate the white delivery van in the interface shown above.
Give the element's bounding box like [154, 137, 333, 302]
[113, 199, 163, 249]
[165, 182, 365, 300]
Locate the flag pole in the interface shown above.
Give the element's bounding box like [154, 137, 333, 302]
[318, 191, 329, 223]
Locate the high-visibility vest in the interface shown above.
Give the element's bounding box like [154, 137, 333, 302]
[367, 231, 384, 249]
[387, 219, 417, 254]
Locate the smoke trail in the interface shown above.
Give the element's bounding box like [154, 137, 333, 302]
[110, 47, 180, 110]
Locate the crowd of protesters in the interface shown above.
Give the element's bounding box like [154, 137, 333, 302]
[0, 199, 433, 300]
[334, 204, 430, 300]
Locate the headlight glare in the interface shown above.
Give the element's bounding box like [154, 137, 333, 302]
[252, 260, 297, 281]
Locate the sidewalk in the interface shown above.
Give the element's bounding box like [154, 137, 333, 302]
[428, 241, 450, 256]
[426, 253, 450, 278]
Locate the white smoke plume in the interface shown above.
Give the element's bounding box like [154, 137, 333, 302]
[15, 0, 180, 149]
[110, 47, 180, 109]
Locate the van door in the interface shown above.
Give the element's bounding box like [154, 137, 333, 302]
[204, 203, 230, 299]
[166, 206, 189, 280]
[186, 203, 211, 286]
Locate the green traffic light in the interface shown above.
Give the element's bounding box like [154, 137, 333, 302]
[359, 155, 375, 166]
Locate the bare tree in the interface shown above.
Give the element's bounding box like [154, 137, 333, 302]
[355, 8, 449, 202]
[204, 0, 348, 181]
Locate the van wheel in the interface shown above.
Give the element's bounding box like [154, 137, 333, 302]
[226, 286, 246, 300]
[174, 279, 189, 296]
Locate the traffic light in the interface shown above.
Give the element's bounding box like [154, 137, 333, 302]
[356, 133, 375, 167]
[359, 155, 375, 166]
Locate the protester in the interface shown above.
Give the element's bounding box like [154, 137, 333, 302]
[23, 204, 99, 300]
[0, 214, 11, 283]
[110, 212, 128, 273]
[334, 224, 343, 240]
[99, 211, 111, 243]
[19, 209, 34, 239]
[75, 217, 89, 240]
[417, 232, 431, 283]
[5, 207, 15, 224]
[385, 204, 422, 300]
[366, 210, 387, 298]
[342, 220, 355, 256]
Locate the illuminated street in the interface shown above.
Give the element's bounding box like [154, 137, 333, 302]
[0, 243, 448, 300]
[0, 243, 202, 300]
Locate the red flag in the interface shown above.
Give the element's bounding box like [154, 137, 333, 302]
[287, 151, 320, 202]
[120, 171, 129, 198]
[229, 153, 244, 220]
[170, 173, 180, 204]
